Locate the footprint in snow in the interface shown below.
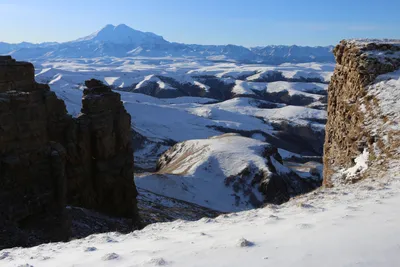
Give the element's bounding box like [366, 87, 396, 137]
[17, 265, 34, 267]
[342, 214, 356, 219]
[148, 257, 168, 266]
[237, 238, 255, 247]
[102, 236, 118, 243]
[298, 202, 315, 209]
[84, 247, 97, 252]
[266, 214, 283, 223]
[297, 223, 314, 229]
[38, 256, 52, 261]
[346, 205, 361, 211]
[200, 218, 215, 223]
[152, 235, 168, 241]
[102, 253, 120, 261]
[0, 252, 10, 260]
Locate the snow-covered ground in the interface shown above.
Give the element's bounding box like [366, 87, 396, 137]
[1, 160, 399, 267]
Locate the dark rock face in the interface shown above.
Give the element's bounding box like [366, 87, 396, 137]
[0, 57, 139, 249]
[0, 56, 35, 92]
[0, 57, 69, 249]
[67, 79, 139, 223]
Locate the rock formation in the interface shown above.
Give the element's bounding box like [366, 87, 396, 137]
[67, 79, 139, 224]
[0, 56, 139, 249]
[323, 40, 400, 186]
[0, 56, 69, 248]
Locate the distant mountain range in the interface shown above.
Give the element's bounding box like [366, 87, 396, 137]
[0, 24, 334, 64]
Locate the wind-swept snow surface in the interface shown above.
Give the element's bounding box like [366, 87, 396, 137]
[1, 161, 399, 267]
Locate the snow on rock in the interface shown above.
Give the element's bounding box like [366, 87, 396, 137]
[347, 39, 400, 46]
[324, 39, 400, 185]
[136, 134, 318, 212]
[367, 69, 400, 135]
[343, 149, 369, 177]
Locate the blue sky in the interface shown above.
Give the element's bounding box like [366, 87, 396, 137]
[1, 0, 399, 46]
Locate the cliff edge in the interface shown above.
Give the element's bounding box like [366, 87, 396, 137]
[323, 40, 400, 186]
[0, 56, 140, 249]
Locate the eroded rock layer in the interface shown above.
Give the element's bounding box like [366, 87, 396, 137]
[323, 40, 400, 185]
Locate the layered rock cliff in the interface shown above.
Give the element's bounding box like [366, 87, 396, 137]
[324, 40, 400, 186]
[0, 56, 139, 249]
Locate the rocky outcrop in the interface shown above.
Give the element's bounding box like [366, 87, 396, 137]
[0, 56, 36, 92]
[323, 40, 400, 186]
[67, 79, 139, 224]
[0, 56, 69, 248]
[0, 57, 139, 249]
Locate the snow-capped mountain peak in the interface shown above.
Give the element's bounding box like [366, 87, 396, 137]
[73, 24, 167, 45]
[1, 24, 335, 63]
